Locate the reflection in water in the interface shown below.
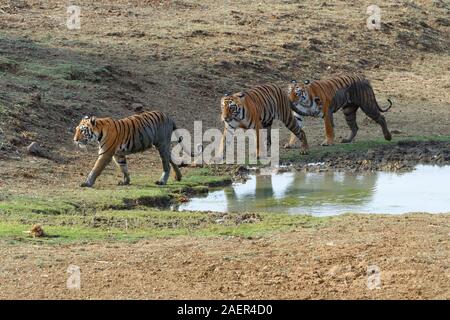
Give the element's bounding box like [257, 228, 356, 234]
[178, 165, 450, 216]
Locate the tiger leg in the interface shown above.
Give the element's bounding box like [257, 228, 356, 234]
[283, 112, 302, 149]
[113, 155, 130, 185]
[170, 159, 182, 182]
[341, 106, 359, 143]
[283, 133, 298, 149]
[216, 126, 233, 163]
[322, 107, 335, 146]
[255, 123, 261, 159]
[376, 115, 392, 141]
[219, 126, 229, 156]
[156, 145, 171, 185]
[359, 104, 392, 141]
[81, 154, 113, 187]
[298, 128, 309, 155]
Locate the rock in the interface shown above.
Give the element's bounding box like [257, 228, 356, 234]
[26, 142, 46, 157]
[130, 31, 145, 38]
[234, 165, 249, 178]
[308, 44, 322, 52]
[309, 38, 324, 45]
[281, 42, 299, 50]
[27, 142, 43, 155]
[366, 149, 376, 159]
[29, 92, 42, 107]
[215, 60, 233, 70]
[435, 17, 450, 26]
[131, 103, 144, 113]
[0, 59, 18, 73]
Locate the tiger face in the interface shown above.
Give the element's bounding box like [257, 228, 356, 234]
[288, 80, 311, 107]
[220, 93, 246, 123]
[73, 116, 100, 147]
[288, 80, 323, 117]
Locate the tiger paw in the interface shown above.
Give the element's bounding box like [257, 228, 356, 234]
[257, 155, 270, 163]
[283, 143, 296, 149]
[384, 132, 392, 141]
[340, 138, 352, 144]
[118, 180, 130, 186]
[321, 140, 334, 146]
[210, 156, 224, 164]
[189, 162, 204, 168]
[80, 182, 93, 188]
[155, 180, 166, 186]
[300, 148, 309, 155]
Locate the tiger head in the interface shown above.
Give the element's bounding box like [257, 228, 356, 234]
[220, 92, 246, 123]
[73, 116, 101, 147]
[288, 80, 323, 117]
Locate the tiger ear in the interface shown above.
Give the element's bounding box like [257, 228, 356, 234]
[238, 92, 245, 98]
[304, 80, 310, 85]
[291, 79, 297, 84]
[90, 116, 96, 126]
[223, 92, 230, 97]
[314, 97, 321, 104]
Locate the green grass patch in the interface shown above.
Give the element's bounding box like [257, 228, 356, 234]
[22, 62, 111, 83]
[0, 169, 232, 216]
[0, 101, 7, 120]
[0, 55, 18, 73]
[2, 135, 449, 244]
[0, 211, 327, 244]
[0, 163, 325, 244]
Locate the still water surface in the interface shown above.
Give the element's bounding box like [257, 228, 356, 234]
[178, 165, 450, 216]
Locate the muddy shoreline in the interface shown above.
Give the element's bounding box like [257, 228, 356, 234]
[289, 140, 450, 173]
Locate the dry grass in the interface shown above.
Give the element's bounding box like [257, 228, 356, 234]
[0, 0, 449, 154]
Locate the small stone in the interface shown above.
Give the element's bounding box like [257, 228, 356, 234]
[27, 142, 44, 156]
[131, 103, 144, 113]
[29, 92, 42, 107]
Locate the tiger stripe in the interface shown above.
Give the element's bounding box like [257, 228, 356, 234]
[287, 74, 391, 146]
[73, 110, 185, 187]
[220, 83, 309, 157]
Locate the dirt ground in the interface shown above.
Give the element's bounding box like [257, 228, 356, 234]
[0, 0, 449, 299]
[0, 214, 448, 299]
[1, 0, 449, 155]
[0, 0, 449, 194]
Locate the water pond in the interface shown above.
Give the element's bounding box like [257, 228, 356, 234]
[178, 165, 450, 216]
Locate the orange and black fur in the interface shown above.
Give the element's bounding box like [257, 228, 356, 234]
[220, 83, 309, 156]
[327, 79, 392, 143]
[73, 111, 188, 187]
[288, 74, 392, 145]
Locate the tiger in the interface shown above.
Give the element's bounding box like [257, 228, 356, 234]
[220, 83, 309, 158]
[73, 110, 192, 187]
[287, 74, 392, 146]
